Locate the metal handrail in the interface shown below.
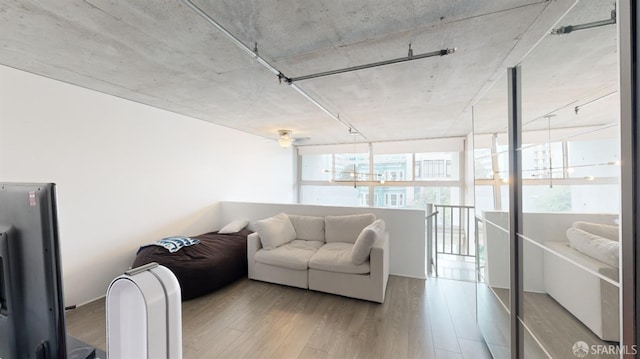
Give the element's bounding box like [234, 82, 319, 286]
[427, 203, 476, 277]
[432, 204, 475, 209]
[425, 211, 439, 220]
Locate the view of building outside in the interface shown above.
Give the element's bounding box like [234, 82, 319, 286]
[300, 151, 462, 209]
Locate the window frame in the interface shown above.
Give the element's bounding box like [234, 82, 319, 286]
[298, 144, 465, 207]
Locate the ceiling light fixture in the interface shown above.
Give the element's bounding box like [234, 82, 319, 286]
[277, 129, 294, 148]
[323, 129, 384, 188]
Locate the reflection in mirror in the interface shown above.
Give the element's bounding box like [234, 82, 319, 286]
[519, 0, 620, 357]
[473, 65, 511, 357]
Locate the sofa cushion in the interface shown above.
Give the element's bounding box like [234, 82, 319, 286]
[572, 221, 619, 241]
[309, 242, 371, 274]
[325, 213, 376, 244]
[255, 240, 325, 270]
[287, 214, 325, 242]
[254, 212, 297, 250]
[567, 228, 619, 268]
[352, 219, 386, 265]
[218, 219, 249, 234]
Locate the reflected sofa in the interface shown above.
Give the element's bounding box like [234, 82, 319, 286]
[544, 220, 620, 342]
[483, 212, 619, 342]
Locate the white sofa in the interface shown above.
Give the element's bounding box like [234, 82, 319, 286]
[482, 212, 620, 342]
[543, 220, 620, 342]
[544, 240, 619, 342]
[247, 213, 390, 303]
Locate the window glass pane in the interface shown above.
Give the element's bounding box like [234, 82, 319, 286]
[496, 144, 509, 183]
[334, 153, 369, 181]
[474, 148, 493, 180]
[301, 154, 332, 181]
[567, 138, 619, 178]
[522, 184, 619, 213]
[500, 185, 509, 211]
[373, 186, 460, 209]
[521, 142, 564, 179]
[474, 185, 495, 214]
[373, 154, 412, 182]
[300, 185, 367, 207]
[415, 152, 460, 181]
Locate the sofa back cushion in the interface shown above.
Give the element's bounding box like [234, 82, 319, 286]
[351, 219, 386, 265]
[325, 213, 376, 244]
[567, 227, 619, 268]
[287, 214, 325, 242]
[254, 212, 297, 250]
[572, 221, 619, 241]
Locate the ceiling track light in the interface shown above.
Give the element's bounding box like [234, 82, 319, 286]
[551, 6, 616, 35]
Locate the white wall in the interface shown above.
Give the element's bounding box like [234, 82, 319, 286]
[219, 201, 427, 279]
[0, 65, 294, 305]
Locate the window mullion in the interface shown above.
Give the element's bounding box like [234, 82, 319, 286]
[369, 143, 374, 207]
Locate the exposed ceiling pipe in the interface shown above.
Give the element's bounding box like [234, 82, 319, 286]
[285, 47, 456, 83]
[179, 0, 361, 137]
[551, 7, 616, 35]
[180, 0, 278, 75]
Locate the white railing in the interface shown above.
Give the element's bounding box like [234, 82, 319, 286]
[426, 203, 476, 277]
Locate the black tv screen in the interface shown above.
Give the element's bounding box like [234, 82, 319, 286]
[0, 183, 66, 359]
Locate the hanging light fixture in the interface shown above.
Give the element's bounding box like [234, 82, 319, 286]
[323, 128, 385, 187]
[277, 129, 294, 148]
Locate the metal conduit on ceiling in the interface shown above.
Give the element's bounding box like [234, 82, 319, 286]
[181, 0, 455, 141]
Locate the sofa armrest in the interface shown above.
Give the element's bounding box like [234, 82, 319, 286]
[247, 232, 262, 279]
[370, 231, 390, 297]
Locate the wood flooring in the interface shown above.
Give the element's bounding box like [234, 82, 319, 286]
[65, 276, 491, 359]
[493, 287, 618, 359]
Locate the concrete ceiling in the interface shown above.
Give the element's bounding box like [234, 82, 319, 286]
[473, 0, 619, 135]
[0, 0, 616, 146]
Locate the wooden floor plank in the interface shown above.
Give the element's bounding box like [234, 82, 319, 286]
[378, 276, 411, 359]
[458, 338, 493, 359]
[435, 348, 464, 359]
[407, 277, 437, 359]
[440, 280, 485, 342]
[298, 347, 328, 359]
[65, 276, 490, 358]
[306, 296, 360, 352]
[269, 292, 335, 359]
[65, 297, 107, 351]
[426, 279, 463, 353]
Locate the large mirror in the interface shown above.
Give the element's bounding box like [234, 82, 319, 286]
[518, 0, 620, 357]
[473, 0, 620, 357]
[472, 67, 511, 358]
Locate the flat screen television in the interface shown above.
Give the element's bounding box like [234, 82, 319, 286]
[0, 183, 67, 359]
